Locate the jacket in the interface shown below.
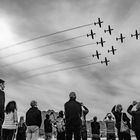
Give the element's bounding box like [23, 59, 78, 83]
[26, 107, 42, 128]
[0, 90, 5, 123]
[64, 99, 82, 127]
[91, 121, 100, 135]
[112, 106, 131, 130]
[44, 119, 52, 133]
[127, 104, 140, 131]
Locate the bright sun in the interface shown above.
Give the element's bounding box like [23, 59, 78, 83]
[0, 19, 14, 46]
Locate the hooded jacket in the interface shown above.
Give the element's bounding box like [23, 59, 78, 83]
[64, 98, 82, 127]
[26, 107, 42, 128]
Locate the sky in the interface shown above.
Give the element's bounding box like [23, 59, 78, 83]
[0, 0, 140, 120]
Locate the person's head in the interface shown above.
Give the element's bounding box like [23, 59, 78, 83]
[0, 79, 5, 91]
[59, 110, 64, 118]
[19, 116, 24, 127]
[116, 104, 123, 112]
[19, 116, 24, 123]
[93, 116, 97, 122]
[5, 101, 17, 114]
[107, 113, 112, 120]
[30, 100, 37, 107]
[69, 92, 76, 100]
[136, 102, 140, 110]
[46, 114, 50, 119]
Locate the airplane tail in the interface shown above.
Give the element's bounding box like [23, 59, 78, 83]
[116, 38, 118, 41]
[131, 34, 134, 37]
[94, 22, 97, 25]
[104, 30, 107, 33]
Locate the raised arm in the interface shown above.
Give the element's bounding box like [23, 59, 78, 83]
[127, 101, 137, 116]
[111, 105, 116, 115]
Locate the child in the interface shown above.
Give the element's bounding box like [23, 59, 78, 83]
[16, 116, 26, 140]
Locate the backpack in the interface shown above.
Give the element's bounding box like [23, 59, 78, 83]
[56, 118, 65, 133]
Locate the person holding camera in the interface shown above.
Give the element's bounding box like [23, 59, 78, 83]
[103, 113, 116, 140]
[127, 101, 140, 140]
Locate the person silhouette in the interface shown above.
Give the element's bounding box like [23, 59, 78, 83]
[64, 92, 82, 140]
[0, 79, 5, 140]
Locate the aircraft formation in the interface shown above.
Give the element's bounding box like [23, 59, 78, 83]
[86, 17, 140, 66]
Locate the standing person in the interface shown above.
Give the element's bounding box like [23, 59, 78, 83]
[16, 116, 27, 140]
[44, 114, 53, 140]
[26, 100, 42, 140]
[64, 92, 82, 140]
[55, 111, 65, 140]
[0, 79, 5, 140]
[80, 103, 89, 140]
[127, 101, 140, 140]
[2, 101, 18, 140]
[103, 113, 116, 140]
[111, 104, 131, 140]
[91, 116, 100, 140]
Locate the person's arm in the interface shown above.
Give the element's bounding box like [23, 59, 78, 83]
[123, 113, 131, 128]
[13, 110, 18, 125]
[103, 116, 108, 121]
[82, 104, 89, 115]
[127, 101, 137, 116]
[127, 105, 134, 116]
[111, 105, 116, 115]
[38, 110, 42, 128]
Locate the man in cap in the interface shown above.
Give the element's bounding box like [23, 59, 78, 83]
[26, 100, 42, 140]
[0, 79, 5, 140]
[64, 92, 82, 140]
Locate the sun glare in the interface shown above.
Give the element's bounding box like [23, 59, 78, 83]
[0, 19, 14, 45]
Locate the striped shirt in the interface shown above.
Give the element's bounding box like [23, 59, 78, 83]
[2, 110, 18, 129]
[104, 119, 115, 134]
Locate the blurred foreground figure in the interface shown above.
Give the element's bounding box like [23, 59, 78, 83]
[0, 79, 5, 140]
[26, 100, 42, 140]
[64, 92, 82, 140]
[127, 101, 140, 140]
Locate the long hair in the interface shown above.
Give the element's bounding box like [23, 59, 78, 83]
[18, 116, 24, 127]
[5, 101, 17, 114]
